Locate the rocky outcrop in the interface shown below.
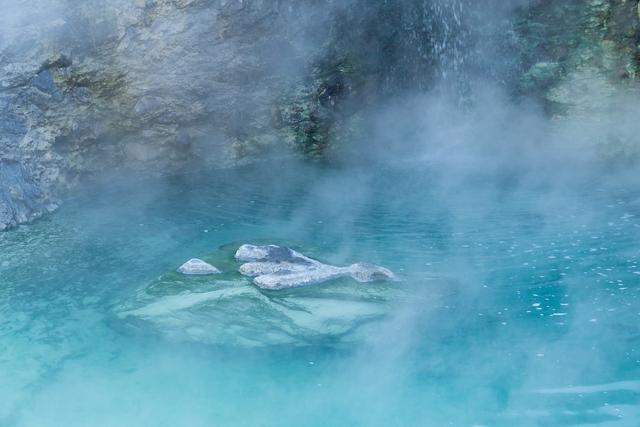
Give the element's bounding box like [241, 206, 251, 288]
[115, 243, 401, 347]
[0, 0, 335, 230]
[514, 0, 640, 160]
[0, 162, 57, 230]
[274, 0, 474, 156]
[235, 244, 398, 290]
[1, 0, 478, 230]
[517, 1, 640, 99]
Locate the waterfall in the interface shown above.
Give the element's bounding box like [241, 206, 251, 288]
[324, 0, 478, 97]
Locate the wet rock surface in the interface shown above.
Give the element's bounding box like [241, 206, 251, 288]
[235, 244, 398, 290]
[0, 0, 335, 230]
[177, 258, 221, 275]
[114, 243, 402, 347]
[1, 0, 638, 230]
[0, 162, 57, 231]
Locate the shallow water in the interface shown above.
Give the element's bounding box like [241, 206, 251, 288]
[1, 163, 640, 426]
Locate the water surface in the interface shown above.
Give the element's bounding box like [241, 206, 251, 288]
[1, 163, 640, 426]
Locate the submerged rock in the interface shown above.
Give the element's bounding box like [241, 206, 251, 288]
[235, 244, 398, 290]
[114, 243, 404, 348]
[177, 258, 221, 275]
[116, 281, 393, 347]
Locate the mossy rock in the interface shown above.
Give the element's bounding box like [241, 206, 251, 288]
[113, 242, 402, 348]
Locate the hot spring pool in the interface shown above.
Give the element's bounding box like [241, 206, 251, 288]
[1, 163, 639, 426]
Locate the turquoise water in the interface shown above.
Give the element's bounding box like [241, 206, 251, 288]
[1, 162, 640, 426]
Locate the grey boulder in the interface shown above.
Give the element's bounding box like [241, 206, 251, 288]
[235, 244, 398, 290]
[234, 244, 314, 264]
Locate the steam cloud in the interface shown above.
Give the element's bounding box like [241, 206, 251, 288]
[1, 1, 639, 426]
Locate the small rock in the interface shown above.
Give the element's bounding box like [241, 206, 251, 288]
[177, 258, 221, 275]
[347, 262, 398, 282]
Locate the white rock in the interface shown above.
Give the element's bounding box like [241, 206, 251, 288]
[234, 244, 314, 264]
[235, 244, 398, 290]
[177, 258, 221, 275]
[253, 266, 349, 290]
[234, 244, 273, 262]
[239, 261, 314, 277]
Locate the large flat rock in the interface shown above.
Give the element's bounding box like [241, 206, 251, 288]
[235, 244, 398, 290]
[113, 243, 402, 347]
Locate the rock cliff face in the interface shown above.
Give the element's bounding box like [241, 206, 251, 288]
[1, 0, 639, 230]
[518, 1, 640, 104]
[515, 0, 640, 160]
[0, 0, 338, 230]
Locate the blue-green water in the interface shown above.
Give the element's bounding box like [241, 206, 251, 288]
[1, 163, 640, 426]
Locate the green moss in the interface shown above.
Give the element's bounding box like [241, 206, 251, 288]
[275, 56, 362, 157]
[516, 0, 640, 90]
[57, 68, 128, 99]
